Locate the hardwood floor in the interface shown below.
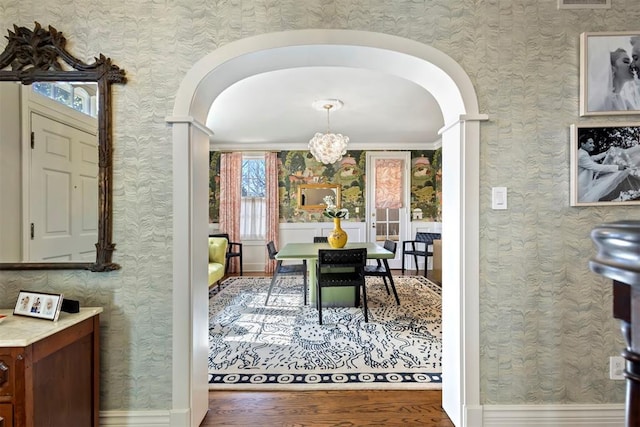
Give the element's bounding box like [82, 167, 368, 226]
[204, 270, 450, 426]
[202, 390, 454, 426]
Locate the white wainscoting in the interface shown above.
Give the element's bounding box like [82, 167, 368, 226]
[100, 410, 171, 426]
[102, 403, 625, 426]
[211, 221, 448, 273]
[482, 404, 625, 426]
[279, 221, 367, 244]
[404, 221, 443, 272]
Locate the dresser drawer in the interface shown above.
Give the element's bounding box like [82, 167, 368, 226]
[0, 355, 14, 397]
[0, 403, 12, 427]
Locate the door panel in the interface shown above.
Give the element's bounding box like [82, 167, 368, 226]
[366, 152, 410, 269]
[30, 112, 98, 261]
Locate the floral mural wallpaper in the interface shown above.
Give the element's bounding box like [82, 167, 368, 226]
[410, 149, 442, 221]
[209, 149, 441, 224]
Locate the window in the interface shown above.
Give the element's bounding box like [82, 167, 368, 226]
[240, 155, 266, 239]
[32, 82, 98, 117]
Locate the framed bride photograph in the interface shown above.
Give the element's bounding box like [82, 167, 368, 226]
[580, 31, 640, 116]
[570, 123, 640, 206]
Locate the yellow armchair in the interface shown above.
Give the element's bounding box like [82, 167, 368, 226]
[208, 237, 228, 288]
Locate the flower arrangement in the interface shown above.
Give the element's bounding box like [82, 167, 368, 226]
[322, 196, 349, 219]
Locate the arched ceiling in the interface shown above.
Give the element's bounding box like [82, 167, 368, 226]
[206, 64, 444, 151]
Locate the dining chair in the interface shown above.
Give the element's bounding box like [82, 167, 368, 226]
[313, 236, 328, 243]
[363, 240, 400, 305]
[316, 248, 368, 325]
[210, 233, 243, 275]
[401, 232, 441, 276]
[265, 241, 308, 305]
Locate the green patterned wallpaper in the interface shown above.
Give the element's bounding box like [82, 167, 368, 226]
[209, 149, 442, 223]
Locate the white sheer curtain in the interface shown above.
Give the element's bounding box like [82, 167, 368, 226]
[240, 197, 266, 239]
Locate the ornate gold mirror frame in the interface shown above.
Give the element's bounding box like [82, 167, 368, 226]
[0, 23, 126, 271]
[297, 183, 341, 210]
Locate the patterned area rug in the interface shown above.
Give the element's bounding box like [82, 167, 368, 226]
[209, 275, 442, 390]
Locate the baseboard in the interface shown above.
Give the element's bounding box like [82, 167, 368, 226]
[482, 403, 625, 426]
[99, 410, 171, 426]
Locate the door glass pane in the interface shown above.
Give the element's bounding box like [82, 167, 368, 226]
[388, 222, 399, 240]
[376, 208, 387, 221]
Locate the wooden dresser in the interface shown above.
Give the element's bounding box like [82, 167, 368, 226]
[0, 308, 102, 427]
[590, 221, 640, 427]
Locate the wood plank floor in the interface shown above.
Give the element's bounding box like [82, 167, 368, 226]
[202, 390, 454, 426]
[203, 270, 450, 426]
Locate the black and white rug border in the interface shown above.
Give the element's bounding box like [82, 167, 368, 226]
[209, 275, 442, 390]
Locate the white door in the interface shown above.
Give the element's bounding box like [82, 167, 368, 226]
[29, 112, 98, 261]
[365, 152, 410, 268]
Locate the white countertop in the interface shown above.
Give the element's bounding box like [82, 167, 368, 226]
[0, 307, 103, 347]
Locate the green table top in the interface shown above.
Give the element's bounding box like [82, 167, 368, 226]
[275, 242, 393, 260]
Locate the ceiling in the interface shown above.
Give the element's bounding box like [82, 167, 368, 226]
[206, 66, 444, 151]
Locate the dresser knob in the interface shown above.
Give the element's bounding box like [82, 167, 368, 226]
[0, 361, 7, 387]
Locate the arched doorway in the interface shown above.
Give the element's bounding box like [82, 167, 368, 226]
[169, 30, 485, 427]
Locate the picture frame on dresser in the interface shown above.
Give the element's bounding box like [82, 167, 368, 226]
[570, 123, 640, 206]
[13, 290, 64, 321]
[579, 31, 640, 116]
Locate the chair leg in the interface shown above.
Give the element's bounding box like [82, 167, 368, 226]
[303, 269, 308, 306]
[317, 281, 323, 325]
[361, 282, 368, 322]
[265, 274, 278, 305]
[413, 255, 419, 274]
[383, 260, 400, 305]
[381, 276, 390, 295]
[424, 255, 429, 277]
[239, 253, 243, 276]
[265, 262, 282, 305]
[401, 252, 406, 274]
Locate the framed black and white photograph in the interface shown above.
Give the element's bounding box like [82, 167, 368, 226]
[13, 290, 64, 321]
[570, 123, 640, 206]
[580, 31, 640, 116]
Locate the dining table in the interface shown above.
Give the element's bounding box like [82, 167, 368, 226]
[275, 241, 394, 307]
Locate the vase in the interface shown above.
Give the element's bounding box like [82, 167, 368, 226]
[327, 218, 348, 248]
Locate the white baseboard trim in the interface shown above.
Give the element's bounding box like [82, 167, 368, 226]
[99, 410, 171, 426]
[482, 404, 625, 426]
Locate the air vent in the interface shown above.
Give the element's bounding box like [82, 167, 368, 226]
[558, 0, 610, 9]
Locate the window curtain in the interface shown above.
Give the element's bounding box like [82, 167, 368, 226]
[264, 152, 279, 274]
[375, 159, 403, 209]
[219, 152, 242, 273]
[240, 197, 266, 238]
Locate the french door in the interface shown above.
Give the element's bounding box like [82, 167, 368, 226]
[365, 152, 410, 269]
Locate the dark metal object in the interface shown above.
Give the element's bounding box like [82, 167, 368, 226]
[590, 220, 640, 427]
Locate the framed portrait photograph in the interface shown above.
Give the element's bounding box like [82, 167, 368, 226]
[13, 290, 64, 321]
[580, 31, 640, 116]
[570, 123, 640, 206]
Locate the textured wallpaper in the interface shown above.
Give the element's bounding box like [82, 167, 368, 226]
[1, 0, 638, 412]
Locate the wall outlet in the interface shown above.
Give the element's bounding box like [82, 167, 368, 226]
[610, 356, 625, 380]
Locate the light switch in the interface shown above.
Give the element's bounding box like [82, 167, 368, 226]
[491, 187, 507, 210]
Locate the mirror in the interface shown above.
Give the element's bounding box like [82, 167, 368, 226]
[297, 183, 341, 210]
[0, 22, 126, 271]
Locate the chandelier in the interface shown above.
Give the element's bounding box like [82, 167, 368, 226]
[308, 99, 349, 165]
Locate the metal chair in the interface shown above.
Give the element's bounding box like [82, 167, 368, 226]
[313, 236, 328, 243]
[316, 248, 368, 324]
[363, 240, 400, 305]
[210, 233, 243, 275]
[401, 232, 441, 276]
[265, 241, 308, 305]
